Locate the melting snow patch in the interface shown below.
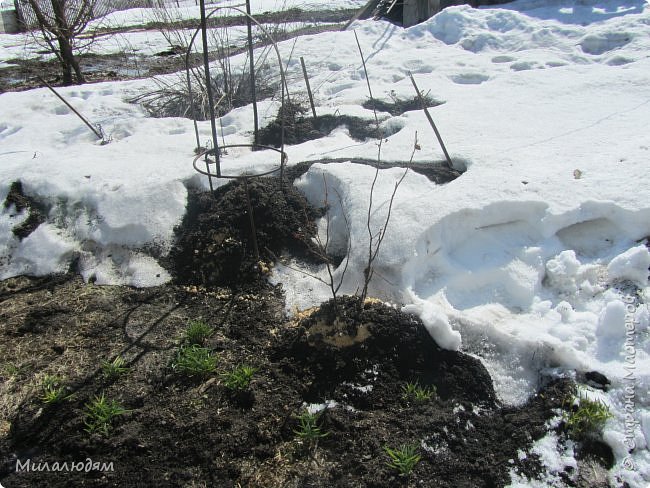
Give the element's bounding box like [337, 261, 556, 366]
[509, 431, 577, 487]
[305, 400, 338, 414]
[607, 245, 650, 287]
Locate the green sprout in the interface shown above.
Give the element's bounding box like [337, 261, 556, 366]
[221, 364, 257, 391]
[384, 444, 421, 476]
[40, 375, 73, 404]
[83, 394, 130, 436]
[293, 410, 329, 442]
[402, 381, 436, 403]
[563, 393, 612, 438]
[101, 356, 129, 379]
[184, 319, 212, 345]
[2, 362, 29, 378]
[171, 345, 218, 377]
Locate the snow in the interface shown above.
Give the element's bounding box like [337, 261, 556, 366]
[608, 245, 650, 287]
[0, 0, 363, 65]
[403, 294, 462, 350]
[1, 0, 650, 485]
[305, 399, 338, 414]
[509, 431, 579, 487]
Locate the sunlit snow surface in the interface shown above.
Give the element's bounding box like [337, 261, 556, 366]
[1, 0, 649, 485]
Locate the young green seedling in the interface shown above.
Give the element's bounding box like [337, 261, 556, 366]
[171, 345, 218, 377]
[83, 393, 130, 436]
[40, 375, 73, 404]
[402, 381, 436, 403]
[563, 393, 612, 439]
[294, 410, 329, 442]
[101, 356, 130, 379]
[221, 364, 257, 391]
[184, 319, 212, 345]
[384, 444, 421, 476]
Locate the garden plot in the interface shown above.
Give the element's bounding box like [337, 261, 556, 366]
[1, 0, 650, 486]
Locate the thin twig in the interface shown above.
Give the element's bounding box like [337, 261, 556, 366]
[354, 30, 380, 133]
[354, 29, 386, 309]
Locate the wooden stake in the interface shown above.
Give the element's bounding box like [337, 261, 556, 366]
[300, 57, 317, 119]
[408, 72, 453, 170]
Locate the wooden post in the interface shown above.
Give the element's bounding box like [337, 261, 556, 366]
[408, 73, 453, 170]
[0, 8, 19, 33]
[404, 0, 437, 26]
[418, 0, 431, 22]
[403, 0, 418, 27]
[300, 57, 317, 119]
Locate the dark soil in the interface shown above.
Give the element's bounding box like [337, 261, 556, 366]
[163, 176, 324, 288]
[258, 102, 396, 148]
[3, 181, 47, 240]
[287, 158, 463, 185]
[164, 161, 461, 291]
[362, 95, 445, 116]
[280, 296, 498, 407]
[0, 272, 608, 488]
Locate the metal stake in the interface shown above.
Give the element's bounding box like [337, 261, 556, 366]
[199, 0, 221, 179]
[38, 76, 103, 141]
[246, 0, 259, 144]
[243, 178, 260, 261]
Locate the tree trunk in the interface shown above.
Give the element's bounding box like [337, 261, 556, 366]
[57, 37, 73, 85]
[57, 35, 84, 84]
[51, 0, 85, 85]
[71, 56, 85, 84]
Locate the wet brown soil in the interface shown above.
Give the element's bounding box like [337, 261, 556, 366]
[0, 178, 614, 488]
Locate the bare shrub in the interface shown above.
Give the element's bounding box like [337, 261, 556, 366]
[131, 63, 276, 120]
[134, 3, 281, 120]
[18, 0, 100, 84]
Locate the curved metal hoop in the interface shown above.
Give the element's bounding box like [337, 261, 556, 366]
[185, 5, 290, 187]
[192, 146, 287, 180]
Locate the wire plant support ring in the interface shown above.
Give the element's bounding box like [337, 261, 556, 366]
[185, 1, 291, 260]
[185, 0, 289, 186]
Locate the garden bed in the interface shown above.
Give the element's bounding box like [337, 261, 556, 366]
[0, 177, 614, 487]
[0, 273, 593, 487]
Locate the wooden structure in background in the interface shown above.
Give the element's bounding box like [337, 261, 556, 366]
[348, 0, 508, 29]
[402, 0, 438, 27]
[347, 0, 440, 28]
[0, 7, 19, 33]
